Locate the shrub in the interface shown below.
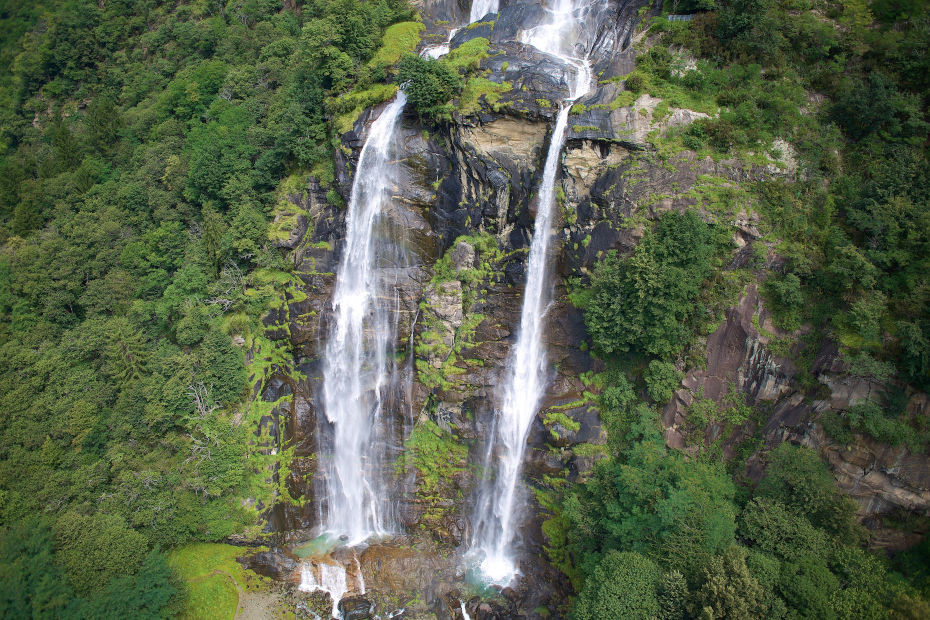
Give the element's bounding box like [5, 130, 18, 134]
[625, 72, 645, 93]
[761, 273, 803, 331]
[738, 498, 831, 562]
[644, 359, 681, 404]
[397, 53, 462, 119]
[755, 443, 861, 540]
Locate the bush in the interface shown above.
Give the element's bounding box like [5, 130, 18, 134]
[624, 72, 645, 93]
[694, 546, 766, 619]
[761, 273, 803, 331]
[847, 400, 919, 450]
[755, 443, 861, 540]
[644, 359, 681, 404]
[397, 53, 462, 119]
[54, 512, 148, 596]
[738, 498, 831, 562]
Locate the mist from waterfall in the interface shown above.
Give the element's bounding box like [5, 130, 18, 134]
[468, 0, 593, 586]
[319, 92, 408, 544]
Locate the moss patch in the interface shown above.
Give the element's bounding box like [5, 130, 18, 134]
[368, 21, 424, 68]
[394, 420, 467, 525]
[332, 83, 399, 134]
[459, 77, 512, 115]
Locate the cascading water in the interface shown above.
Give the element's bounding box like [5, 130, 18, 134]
[299, 562, 349, 618]
[469, 0, 499, 22]
[468, 0, 593, 585]
[319, 92, 408, 544]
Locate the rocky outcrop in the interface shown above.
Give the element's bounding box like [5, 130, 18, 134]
[567, 90, 711, 147]
[654, 281, 930, 546]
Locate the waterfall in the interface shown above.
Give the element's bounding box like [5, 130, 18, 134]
[319, 92, 408, 544]
[469, 0, 499, 23]
[468, 0, 593, 585]
[299, 562, 349, 618]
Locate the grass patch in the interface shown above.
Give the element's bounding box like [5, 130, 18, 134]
[441, 37, 490, 73]
[368, 21, 424, 68]
[168, 543, 270, 620]
[331, 83, 398, 134]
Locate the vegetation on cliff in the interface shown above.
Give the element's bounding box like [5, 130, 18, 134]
[551, 0, 930, 617]
[0, 0, 927, 617]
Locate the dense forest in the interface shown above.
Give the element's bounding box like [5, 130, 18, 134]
[0, 0, 928, 618]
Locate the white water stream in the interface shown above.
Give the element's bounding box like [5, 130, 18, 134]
[468, 0, 593, 585]
[469, 0, 499, 23]
[299, 562, 349, 618]
[320, 92, 407, 544]
[316, 0, 509, 550]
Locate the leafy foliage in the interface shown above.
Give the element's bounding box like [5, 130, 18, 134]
[573, 551, 661, 620]
[583, 211, 723, 358]
[0, 0, 417, 612]
[397, 53, 462, 119]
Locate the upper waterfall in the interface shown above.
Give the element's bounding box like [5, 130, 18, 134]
[469, 0, 499, 23]
[468, 0, 594, 586]
[319, 92, 408, 544]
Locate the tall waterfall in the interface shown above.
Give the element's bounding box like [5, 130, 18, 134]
[469, 0, 499, 23]
[319, 92, 408, 544]
[469, 0, 593, 585]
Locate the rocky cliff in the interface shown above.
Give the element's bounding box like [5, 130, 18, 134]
[244, 1, 930, 618]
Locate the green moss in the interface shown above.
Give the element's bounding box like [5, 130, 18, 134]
[609, 90, 637, 110]
[311, 158, 335, 188]
[332, 83, 398, 134]
[416, 233, 506, 389]
[570, 102, 587, 114]
[441, 37, 490, 73]
[572, 442, 608, 458]
[466, 20, 495, 31]
[394, 420, 467, 524]
[458, 77, 512, 115]
[168, 543, 272, 620]
[543, 410, 581, 440]
[368, 21, 424, 68]
[537, 97, 552, 108]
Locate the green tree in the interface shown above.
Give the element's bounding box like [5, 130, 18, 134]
[755, 443, 861, 540]
[584, 211, 721, 357]
[693, 546, 765, 619]
[53, 512, 148, 596]
[644, 359, 682, 404]
[573, 551, 661, 620]
[198, 327, 247, 406]
[84, 95, 121, 154]
[738, 498, 831, 562]
[0, 518, 73, 618]
[397, 53, 462, 119]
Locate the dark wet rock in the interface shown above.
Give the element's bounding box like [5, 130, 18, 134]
[339, 596, 375, 620]
[244, 550, 299, 582]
